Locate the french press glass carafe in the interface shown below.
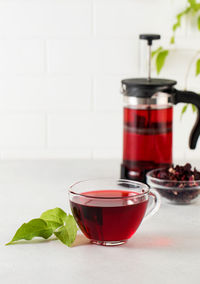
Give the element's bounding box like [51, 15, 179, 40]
[121, 34, 200, 182]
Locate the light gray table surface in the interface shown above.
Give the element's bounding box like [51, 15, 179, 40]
[0, 159, 200, 284]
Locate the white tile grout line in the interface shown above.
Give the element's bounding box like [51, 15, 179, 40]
[43, 39, 48, 74]
[44, 112, 48, 149]
[90, 74, 95, 160]
[90, 75, 94, 112]
[91, 0, 96, 37]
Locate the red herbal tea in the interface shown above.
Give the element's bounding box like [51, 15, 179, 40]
[123, 106, 173, 181]
[70, 190, 148, 242]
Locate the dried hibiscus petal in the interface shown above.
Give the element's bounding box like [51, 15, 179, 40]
[152, 163, 200, 204]
[154, 163, 200, 182]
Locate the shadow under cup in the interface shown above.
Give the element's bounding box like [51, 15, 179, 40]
[69, 179, 160, 246]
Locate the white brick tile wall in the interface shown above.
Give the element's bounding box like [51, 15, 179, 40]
[0, 40, 44, 74]
[94, 0, 172, 37]
[0, 75, 92, 111]
[0, 0, 92, 37]
[0, 0, 198, 161]
[0, 113, 45, 148]
[93, 76, 123, 111]
[47, 39, 139, 75]
[47, 113, 93, 149]
[93, 148, 122, 160]
[44, 76, 92, 110]
[47, 39, 93, 74]
[92, 112, 122, 149]
[93, 39, 139, 74]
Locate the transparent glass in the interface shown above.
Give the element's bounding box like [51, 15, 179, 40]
[69, 178, 160, 246]
[147, 168, 200, 204]
[121, 93, 173, 182]
[122, 104, 173, 182]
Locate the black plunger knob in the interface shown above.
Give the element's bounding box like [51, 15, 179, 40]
[139, 34, 161, 46]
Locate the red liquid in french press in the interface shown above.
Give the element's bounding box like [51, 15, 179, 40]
[122, 105, 172, 181]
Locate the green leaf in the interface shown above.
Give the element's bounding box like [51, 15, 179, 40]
[172, 23, 179, 32]
[188, 0, 196, 6]
[6, 208, 78, 247]
[188, 0, 199, 11]
[195, 58, 200, 76]
[198, 16, 200, 31]
[40, 208, 66, 230]
[170, 35, 175, 44]
[6, 219, 53, 245]
[156, 50, 169, 74]
[151, 46, 162, 58]
[54, 215, 78, 247]
[173, 7, 191, 32]
[191, 104, 197, 112]
[181, 104, 188, 117]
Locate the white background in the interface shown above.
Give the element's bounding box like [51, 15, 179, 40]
[0, 0, 199, 161]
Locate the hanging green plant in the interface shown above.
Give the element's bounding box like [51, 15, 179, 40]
[152, 0, 200, 115]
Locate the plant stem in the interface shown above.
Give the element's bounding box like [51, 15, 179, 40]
[184, 50, 200, 90]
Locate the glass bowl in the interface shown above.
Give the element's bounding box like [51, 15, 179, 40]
[146, 168, 200, 205]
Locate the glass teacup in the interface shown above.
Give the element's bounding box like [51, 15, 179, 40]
[69, 178, 160, 246]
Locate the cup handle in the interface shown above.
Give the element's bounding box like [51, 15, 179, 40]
[143, 190, 161, 222]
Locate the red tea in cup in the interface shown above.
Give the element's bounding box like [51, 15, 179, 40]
[70, 190, 148, 243]
[69, 179, 160, 246]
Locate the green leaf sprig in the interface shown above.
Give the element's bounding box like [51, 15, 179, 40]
[195, 58, 200, 76]
[6, 208, 78, 247]
[153, 0, 200, 75]
[152, 47, 169, 74]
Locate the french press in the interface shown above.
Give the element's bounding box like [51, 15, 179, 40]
[121, 34, 200, 182]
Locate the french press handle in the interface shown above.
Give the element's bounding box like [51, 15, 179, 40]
[172, 89, 200, 149]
